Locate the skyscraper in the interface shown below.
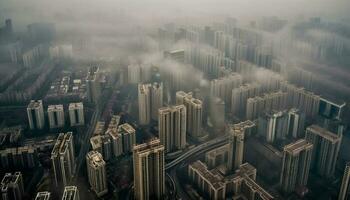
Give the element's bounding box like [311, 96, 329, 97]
[286, 108, 305, 138]
[127, 64, 141, 84]
[227, 126, 245, 172]
[258, 110, 288, 143]
[246, 91, 287, 120]
[338, 162, 350, 200]
[164, 49, 185, 63]
[51, 132, 75, 186]
[305, 125, 342, 178]
[86, 151, 108, 197]
[62, 186, 80, 200]
[35, 191, 51, 200]
[86, 66, 103, 104]
[138, 83, 151, 125]
[27, 100, 45, 130]
[209, 72, 242, 107]
[231, 83, 261, 118]
[138, 83, 163, 125]
[280, 139, 313, 193]
[133, 138, 165, 200]
[209, 97, 225, 129]
[106, 128, 123, 158]
[0, 172, 24, 200]
[176, 91, 203, 139]
[158, 105, 187, 153]
[118, 123, 136, 153]
[151, 82, 163, 121]
[48, 104, 65, 129]
[69, 102, 84, 126]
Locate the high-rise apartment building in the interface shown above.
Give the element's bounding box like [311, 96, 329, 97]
[127, 64, 141, 84]
[48, 104, 65, 129]
[35, 191, 51, 200]
[62, 186, 79, 200]
[138, 83, 151, 125]
[338, 162, 350, 200]
[188, 161, 274, 200]
[51, 132, 75, 186]
[280, 81, 320, 118]
[286, 108, 305, 138]
[27, 100, 45, 130]
[231, 83, 261, 118]
[0, 172, 24, 200]
[151, 82, 163, 121]
[86, 151, 108, 197]
[133, 138, 165, 200]
[138, 83, 163, 125]
[258, 110, 288, 143]
[246, 91, 287, 120]
[176, 91, 203, 139]
[68, 102, 84, 126]
[227, 126, 245, 172]
[209, 97, 225, 129]
[106, 128, 123, 158]
[305, 125, 342, 178]
[210, 72, 242, 106]
[158, 105, 186, 153]
[86, 66, 104, 104]
[280, 139, 313, 193]
[105, 122, 135, 158]
[118, 123, 136, 153]
[164, 49, 185, 63]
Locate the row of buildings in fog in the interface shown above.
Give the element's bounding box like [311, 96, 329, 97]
[27, 100, 84, 130]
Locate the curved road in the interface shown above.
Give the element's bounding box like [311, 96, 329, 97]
[165, 135, 229, 170]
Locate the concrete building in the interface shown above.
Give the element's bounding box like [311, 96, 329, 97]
[35, 192, 51, 200]
[227, 126, 245, 173]
[287, 108, 305, 138]
[62, 186, 79, 200]
[133, 138, 165, 200]
[158, 105, 187, 153]
[138, 83, 151, 125]
[127, 64, 142, 84]
[48, 104, 65, 129]
[280, 81, 320, 118]
[69, 102, 84, 126]
[233, 120, 256, 137]
[280, 139, 313, 193]
[51, 132, 75, 186]
[0, 172, 24, 200]
[176, 91, 203, 139]
[27, 100, 45, 130]
[210, 72, 242, 106]
[258, 110, 288, 143]
[118, 123, 136, 153]
[246, 91, 287, 120]
[0, 145, 37, 169]
[338, 162, 350, 200]
[164, 49, 185, 63]
[209, 97, 225, 129]
[90, 134, 112, 161]
[188, 160, 273, 200]
[205, 144, 229, 169]
[106, 128, 123, 158]
[86, 151, 108, 197]
[231, 83, 261, 118]
[86, 66, 103, 104]
[138, 83, 163, 125]
[305, 125, 342, 178]
[151, 82, 163, 121]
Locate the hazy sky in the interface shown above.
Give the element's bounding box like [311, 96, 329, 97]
[1, 0, 350, 31]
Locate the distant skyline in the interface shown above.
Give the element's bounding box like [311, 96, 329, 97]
[1, 0, 350, 31]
